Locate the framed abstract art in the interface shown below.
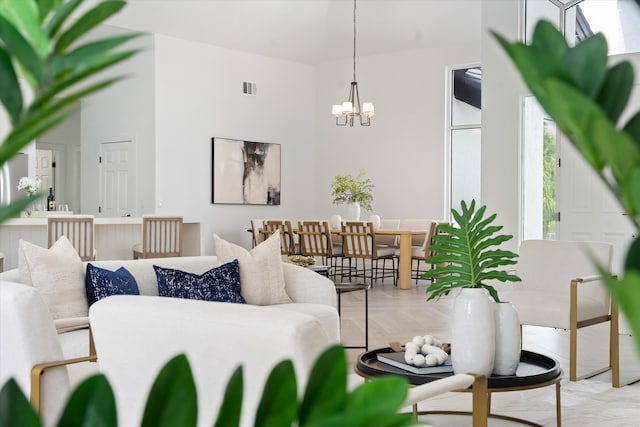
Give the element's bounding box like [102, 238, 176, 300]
[211, 137, 281, 205]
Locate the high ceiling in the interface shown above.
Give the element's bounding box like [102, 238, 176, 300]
[91, 0, 482, 64]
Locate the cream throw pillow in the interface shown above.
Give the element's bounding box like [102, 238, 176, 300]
[18, 236, 88, 320]
[214, 230, 292, 305]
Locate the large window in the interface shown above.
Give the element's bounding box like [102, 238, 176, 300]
[448, 66, 481, 216]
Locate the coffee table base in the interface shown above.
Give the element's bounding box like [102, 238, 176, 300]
[410, 381, 561, 427]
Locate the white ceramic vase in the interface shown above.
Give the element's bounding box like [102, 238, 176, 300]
[450, 288, 495, 377]
[345, 202, 361, 221]
[493, 301, 521, 375]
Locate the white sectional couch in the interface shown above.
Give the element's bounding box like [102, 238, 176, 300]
[0, 255, 340, 426]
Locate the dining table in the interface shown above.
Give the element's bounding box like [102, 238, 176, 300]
[373, 229, 429, 290]
[252, 226, 428, 291]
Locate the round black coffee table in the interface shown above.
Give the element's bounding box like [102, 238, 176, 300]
[356, 347, 563, 427]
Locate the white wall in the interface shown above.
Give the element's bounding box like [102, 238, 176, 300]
[481, 0, 527, 252]
[77, 19, 480, 256]
[80, 32, 156, 216]
[153, 35, 317, 255]
[314, 45, 480, 223]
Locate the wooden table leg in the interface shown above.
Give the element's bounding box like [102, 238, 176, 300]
[398, 233, 412, 290]
[471, 374, 488, 427]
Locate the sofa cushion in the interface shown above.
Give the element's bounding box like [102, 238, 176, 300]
[154, 259, 246, 304]
[214, 231, 292, 305]
[18, 236, 87, 320]
[85, 264, 140, 306]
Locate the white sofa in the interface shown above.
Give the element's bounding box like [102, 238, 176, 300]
[0, 255, 340, 425]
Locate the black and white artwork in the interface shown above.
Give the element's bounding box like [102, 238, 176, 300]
[211, 137, 281, 205]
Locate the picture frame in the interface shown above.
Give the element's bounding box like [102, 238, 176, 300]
[211, 137, 281, 205]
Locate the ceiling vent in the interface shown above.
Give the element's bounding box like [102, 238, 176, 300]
[242, 81, 257, 96]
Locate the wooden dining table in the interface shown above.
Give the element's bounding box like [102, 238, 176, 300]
[253, 226, 428, 291]
[373, 229, 428, 290]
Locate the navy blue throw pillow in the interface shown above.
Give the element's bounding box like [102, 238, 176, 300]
[154, 259, 246, 304]
[85, 263, 140, 306]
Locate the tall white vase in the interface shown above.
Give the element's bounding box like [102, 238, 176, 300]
[451, 288, 495, 376]
[345, 202, 361, 221]
[493, 301, 521, 375]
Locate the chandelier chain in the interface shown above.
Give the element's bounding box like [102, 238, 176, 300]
[352, 0, 356, 82]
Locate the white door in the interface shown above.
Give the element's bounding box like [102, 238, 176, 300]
[556, 52, 640, 275]
[556, 138, 636, 274]
[99, 140, 136, 217]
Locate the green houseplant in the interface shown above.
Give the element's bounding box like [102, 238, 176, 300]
[331, 168, 374, 211]
[422, 199, 521, 303]
[494, 19, 640, 351]
[0, 345, 417, 427]
[422, 199, 522, 376]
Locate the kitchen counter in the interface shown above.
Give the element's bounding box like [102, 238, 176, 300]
[0, 217, 201, 270]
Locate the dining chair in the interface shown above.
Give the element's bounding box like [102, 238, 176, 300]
[296, 220, 344, 277]
[341, 221, 397, 286]
[263, 220, 298, 256]
[48, 215, 96, 261]
[249, 218, 264, 247]
[132, 216, 183, 259]
[497, 239, 622, 386]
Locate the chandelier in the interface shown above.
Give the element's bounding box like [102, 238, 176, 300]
[331, 0, 374, 127]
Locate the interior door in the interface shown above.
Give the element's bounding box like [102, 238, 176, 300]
[99, 140, 136, 217]
[556, 51, 640, 275]
[556, 137, 635, 274]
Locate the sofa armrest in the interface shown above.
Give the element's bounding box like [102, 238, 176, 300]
[282, 262, 336, 308]
[31, 354, 97, 413]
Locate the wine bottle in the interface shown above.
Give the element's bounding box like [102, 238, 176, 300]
[47, 187, 56, 211]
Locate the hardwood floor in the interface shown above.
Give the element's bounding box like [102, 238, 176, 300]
[337, 279, 640, 426]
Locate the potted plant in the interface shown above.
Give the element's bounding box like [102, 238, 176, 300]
[330, 168, 374, 220]
[422, 199, 521, 376]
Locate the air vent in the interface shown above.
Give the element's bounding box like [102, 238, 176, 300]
[242, 81, 257, 96]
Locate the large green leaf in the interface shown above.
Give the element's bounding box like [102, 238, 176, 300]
[54, 1, 126, 53]
[55, 375, 116, 427]
[596, 61, 634, 123]
[562, 33, 608, 98]
[343, 376, 412, 426]
[0, 196, 35, 224]
[0, 13, 42, 89]
[213, 367, 243, 427]
[625, 111, 640, 149]
[254, 360, 298, 427]
[140, 354, 198, 427]
[43, 0, 82, 38]
[423, 199, 521, 302]
[0, 0, 49, 57]
[299, 345, 348, 425]
[32, 49, 137, 110]
[0, 45, 23, 122]
[48, 34, 138, 79]
[0, 379, 40, 427]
